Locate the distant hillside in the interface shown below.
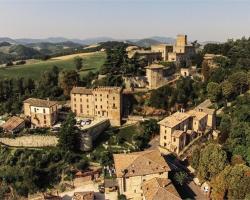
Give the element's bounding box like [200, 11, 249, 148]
[0, 37, 17, 44]
[9, 45, 41, 59]
[133, 38, 161, 47]
[0, 42, 11, 47]
[26, 41, 84, 54]
[150, 36, 175, 44]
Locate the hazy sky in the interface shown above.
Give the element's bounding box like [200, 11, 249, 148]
[1, 0, 250, 42]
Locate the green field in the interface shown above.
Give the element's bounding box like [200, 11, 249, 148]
[0, 52, 106, 79]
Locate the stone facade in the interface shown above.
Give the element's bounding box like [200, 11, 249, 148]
[71, 87, 123, 126]
[23, 98, 59, 128]
[79, 118, 110, 151]
[158, 103, 215, 154]
[113, 150, 170, 200]
[151, 34, 195, 65]
[145, 64, 167, 89]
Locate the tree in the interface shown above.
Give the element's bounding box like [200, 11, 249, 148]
[229, 71, 248, 94]
[210, 164, 250, 200]
[197, 144, 227, 181]
[118, 194, 127, 200]
[221, 80, 234, 100]
[174, 171, 188, 185]
[58, 70, 79, 96]
[190, 146, 200, 170]
[58, 112, 78, 152]
[74, 57, 83, 71]
[201, 60, 210, 82]
[207, 82, 221, 102]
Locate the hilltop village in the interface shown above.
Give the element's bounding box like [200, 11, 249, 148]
[0, 34, 249, 200]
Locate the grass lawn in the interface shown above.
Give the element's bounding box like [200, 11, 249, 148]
[0, 52, 106, 79]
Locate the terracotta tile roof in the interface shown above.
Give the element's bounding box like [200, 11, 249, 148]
[93, 86, 122, 93]
[71, 86, 122, 94]
[158, 112, 191, 128]
[24, 98, 57, 108]
[142, 177, 181, 200]
[113, 150, 170, 178]
[71, 87, 93, 95]
[1, 116, 25, 132]
[187, 110, 207, 121]
[172, 130, 185, 138]
[72, 192, 94, 200]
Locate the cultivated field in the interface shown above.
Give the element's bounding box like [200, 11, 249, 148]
[0, 51, 106, 79]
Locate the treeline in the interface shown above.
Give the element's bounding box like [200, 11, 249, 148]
[149, 76, 204, 110]
[96, 42, 147, 86]
[188, 37, 250, 200]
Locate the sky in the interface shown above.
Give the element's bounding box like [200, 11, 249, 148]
[0, 0, 250, 42]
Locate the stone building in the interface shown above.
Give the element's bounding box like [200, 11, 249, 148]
[151, 44, 173, 61]
[1, 116, 25, 134]
[151, 34, 195, 65]
[142, 177, 181, 200]
[78, 118, 110, 151]
[23, 98, 59, 128]
[113, 150, 171, 200]
[158, 104, 215, 154]
[70, 87, 123, 126]
[145, 64, 168, 89]
[203, 53, 226, 69]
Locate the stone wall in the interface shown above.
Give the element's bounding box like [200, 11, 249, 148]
[0, 135, 58, 147]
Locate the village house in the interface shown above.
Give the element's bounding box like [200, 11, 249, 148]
[23, 98, 59, 128]
[158, 104, 216, 154]
[1, 116, 25, 134]
[113, 150, 171, 200]
[142, 177, 181, 200]
[70, 87, 123, 126]
[203, 53, 226, 69]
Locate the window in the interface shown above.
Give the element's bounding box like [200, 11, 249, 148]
[43, 108, 46, 113]
[164, 143, 167, 147]
[113, 97, 115, 100]
[95, 105, 97, 109]
[74, 98, 76, 102]
[44, 115, 46, 120]
[87, 99, 88, 103]
[164, 136, 166, 140]
[80, 98, 82, 102]
[173, 138, 176, 142]
[107, 95, 109, 98]
[100, 98, 102, 102]
[44, 120, 46, 124]
[100, 105, 102, 109]
[87, 105, 89, 108]
[113, 103, 115, 108]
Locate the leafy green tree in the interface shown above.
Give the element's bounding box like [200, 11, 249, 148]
[174, 171, 188, 185]
[197, 144, 228, 181]
[221, 80, 234, 100]
[74, 56, 83, 71]
[190, 146, 200, 170]
[207, 82, 221, 102]
[210, 164, 250, 200]
[58, 112, 78, 152]
[229, 71, 248, 94]
[58, 70, 79, 96]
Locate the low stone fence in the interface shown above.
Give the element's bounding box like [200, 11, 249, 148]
[0, 135, 58, 147]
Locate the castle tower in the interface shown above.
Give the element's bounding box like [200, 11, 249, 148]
[176, 34, 187, 47]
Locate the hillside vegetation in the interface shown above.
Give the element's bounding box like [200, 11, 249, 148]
[0, 52, 106, 79]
